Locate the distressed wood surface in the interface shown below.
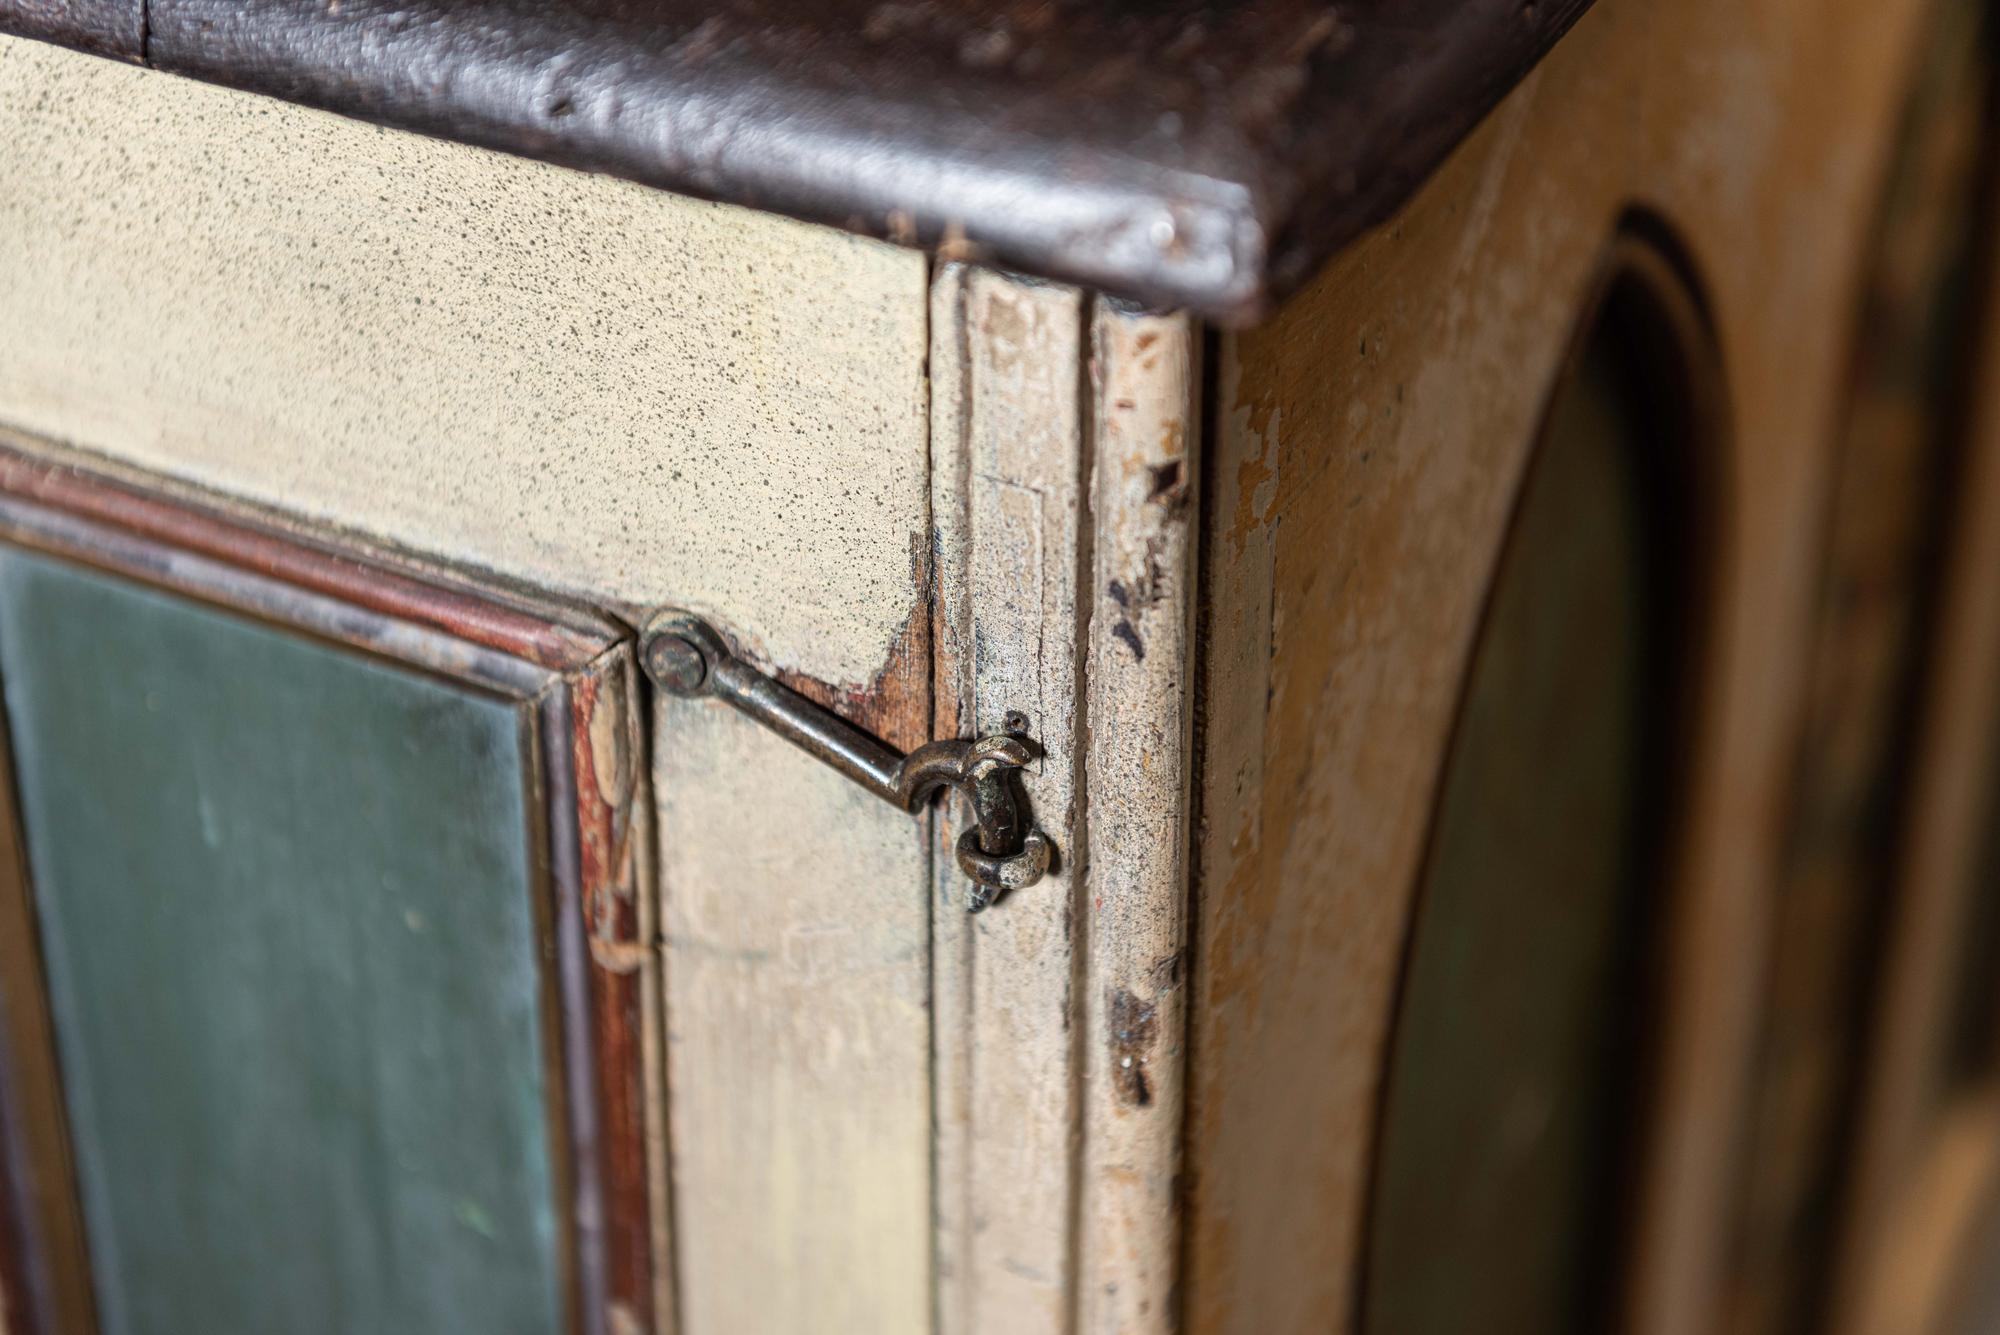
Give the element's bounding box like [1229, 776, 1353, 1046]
[1182, 0, 1942, 1332]
[570, 655, 662, 1335]
[929, 275, 1199, 1335]
[0, 435, 617, 673]
[1364, 303, 1677, 1335]
[1077, 309, 1198, 1335]
[929, 268, 1088, 1335]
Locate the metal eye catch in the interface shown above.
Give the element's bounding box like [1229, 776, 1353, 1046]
[639, 609, 1056, 911]
[957, 827, 1054, 912]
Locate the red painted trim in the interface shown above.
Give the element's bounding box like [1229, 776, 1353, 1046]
[571, 663, 658, 1331]
[0, 447, 617, 671]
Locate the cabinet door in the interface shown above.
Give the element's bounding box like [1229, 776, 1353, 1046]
[0, 445, 655, 1335]
[0, 41, 936, 1331]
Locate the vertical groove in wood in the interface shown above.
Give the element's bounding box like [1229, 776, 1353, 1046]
[1065, 293, 1100, 1335]
[930, 267, 1090, 1335]
[1179, 335, 1279, 1335]
[929, 265, 976, 1335]
[1076, 309, 1200, 1335]
[634, 705, 675, 1335]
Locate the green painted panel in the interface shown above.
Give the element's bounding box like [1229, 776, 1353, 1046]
[0, 550, 565, 1335]
[1363, 305, 1673, 1335]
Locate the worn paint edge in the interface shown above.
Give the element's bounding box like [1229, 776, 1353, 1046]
[1077, 305, 1200, 1335]
[571, 650, 670, 1335]
[0, 430, 621, 670]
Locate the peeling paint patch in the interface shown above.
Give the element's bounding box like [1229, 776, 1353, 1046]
[1109, 987, 1161, 1108]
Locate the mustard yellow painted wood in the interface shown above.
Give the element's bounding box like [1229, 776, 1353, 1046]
[1184, 2, 1947, 1333]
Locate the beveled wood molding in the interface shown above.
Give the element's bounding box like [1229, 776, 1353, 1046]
[0, 0, 1595, 323]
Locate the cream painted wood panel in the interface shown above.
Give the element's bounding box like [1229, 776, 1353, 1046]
[654, 702, 930, 1335]
[0, 36, 928, 691]
[0, 38, 937, 1335]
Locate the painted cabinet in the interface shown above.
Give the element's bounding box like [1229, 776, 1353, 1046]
[1, 1, 1999, 1333]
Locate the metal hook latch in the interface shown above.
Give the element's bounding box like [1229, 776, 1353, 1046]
[639, 610, 1053, 911]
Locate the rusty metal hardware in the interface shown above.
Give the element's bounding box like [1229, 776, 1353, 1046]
[638, 610, 1053, 911]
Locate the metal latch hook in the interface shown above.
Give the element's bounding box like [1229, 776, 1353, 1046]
[639, 610, 1053, 911]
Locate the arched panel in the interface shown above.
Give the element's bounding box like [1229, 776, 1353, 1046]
[1363, 240, 1714, 1335]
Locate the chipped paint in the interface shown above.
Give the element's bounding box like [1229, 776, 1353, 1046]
[1080, 306, 1199, 1335]
[1107, 988, 1161, 1108]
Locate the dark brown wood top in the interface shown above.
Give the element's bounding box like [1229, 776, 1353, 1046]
[2, 0, 1595, 322]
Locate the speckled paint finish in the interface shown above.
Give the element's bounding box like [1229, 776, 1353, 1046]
[0, 36, 930, 690]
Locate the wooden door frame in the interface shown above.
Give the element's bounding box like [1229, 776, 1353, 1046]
[0, 432, 660, 1335]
